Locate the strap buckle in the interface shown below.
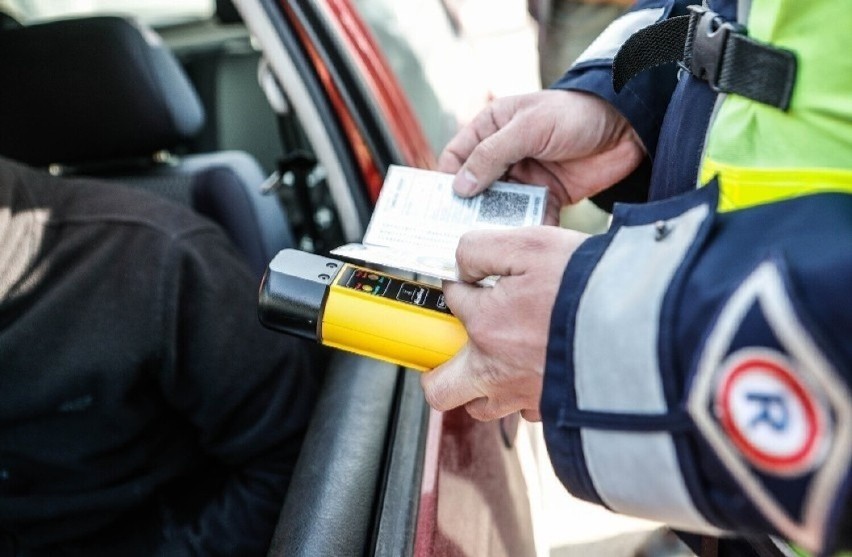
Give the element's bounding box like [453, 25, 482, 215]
[684, 5, 746, 90]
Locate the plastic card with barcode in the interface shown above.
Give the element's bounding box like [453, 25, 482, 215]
[330, 165, 547, 284]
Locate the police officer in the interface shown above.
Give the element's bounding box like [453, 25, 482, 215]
[421, 0, 851, 554]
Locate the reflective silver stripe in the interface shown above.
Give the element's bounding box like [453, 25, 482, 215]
[575, 203, 709, 413]
[582, 430, 722, 532]
[574, 203, 722, 533]
[573, 8, 665, 66]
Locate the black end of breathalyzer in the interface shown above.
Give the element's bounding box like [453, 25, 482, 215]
[258, 249, 342, 341]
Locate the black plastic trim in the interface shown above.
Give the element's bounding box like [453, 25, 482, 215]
[371, 370, 429, 557]
[267, 353, 398, 557]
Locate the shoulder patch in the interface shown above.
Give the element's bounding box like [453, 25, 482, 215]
[688, 259, 851, 554]
[715, 348, 828, 477]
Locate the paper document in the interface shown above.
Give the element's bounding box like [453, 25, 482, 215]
[331, 165, 548, 282]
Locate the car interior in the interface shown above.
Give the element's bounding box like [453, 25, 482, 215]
[0, 14, 293, 281]
[0, 3, 432, 555]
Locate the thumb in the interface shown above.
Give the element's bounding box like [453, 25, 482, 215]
[453, 123, 532, 197]
[453, 227, 559, 283]
[420, 345, 483, 412]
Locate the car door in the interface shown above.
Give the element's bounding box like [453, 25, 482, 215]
[234, 2, 537, 556]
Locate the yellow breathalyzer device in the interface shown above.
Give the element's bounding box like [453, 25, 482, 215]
[258, 249, 467, 371]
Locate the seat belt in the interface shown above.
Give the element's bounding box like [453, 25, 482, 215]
[612, 5, 797, 111]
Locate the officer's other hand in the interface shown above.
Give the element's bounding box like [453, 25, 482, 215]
[438, 90, 645, 225]
[420, 226, 588, 422]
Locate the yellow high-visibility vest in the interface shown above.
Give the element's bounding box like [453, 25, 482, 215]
[698, 0, 852, 212]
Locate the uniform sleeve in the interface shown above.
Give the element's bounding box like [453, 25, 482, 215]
[156, 227, 321, 556]
[547, 0, 701, 210]
[549, 0, 697, 159]
[540, 184, 852, 555]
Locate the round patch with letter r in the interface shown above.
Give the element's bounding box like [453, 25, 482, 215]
[714, 349, 827, 477]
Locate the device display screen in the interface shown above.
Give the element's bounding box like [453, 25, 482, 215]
[337, 266, 454, 315]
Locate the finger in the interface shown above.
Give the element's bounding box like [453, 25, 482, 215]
[521, 408, 542, 422]
[441, 280, 487, 329]
[443, 97, 546, 197]
[455, 121, 536, 197]
[464, 397, 506, 422]
[437, 103, 503, 177]
[437, 125, 482, 175]
[466, 395, 541, 422]
[420, 346, 483, 412]
[454, 227, 551, 283]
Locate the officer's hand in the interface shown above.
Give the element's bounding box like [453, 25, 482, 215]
[439, 90, 644, 224]
[420, 225, 588, 421]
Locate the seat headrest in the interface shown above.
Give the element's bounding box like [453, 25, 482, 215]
[0, 16, 205, 167]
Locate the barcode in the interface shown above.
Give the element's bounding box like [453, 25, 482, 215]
[476, 189, 528, 226]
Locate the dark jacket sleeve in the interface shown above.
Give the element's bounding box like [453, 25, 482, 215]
[540, 183, 852, 555]
[156, 228, 321, 556]
[548, 0, 700, 209]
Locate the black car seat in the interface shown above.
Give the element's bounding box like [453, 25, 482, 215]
[0, 15, 292, 280]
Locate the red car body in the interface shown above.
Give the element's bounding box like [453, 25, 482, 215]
[256, 2, 537, 555]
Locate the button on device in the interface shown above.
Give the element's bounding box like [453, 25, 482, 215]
[397, 283, 427, 306]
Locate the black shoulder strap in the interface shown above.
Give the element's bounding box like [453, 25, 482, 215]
[613, 6, 797, 111]
[612, 14, 691, 92]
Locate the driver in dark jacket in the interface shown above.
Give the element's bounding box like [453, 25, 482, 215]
[0, 155, 320, 556]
